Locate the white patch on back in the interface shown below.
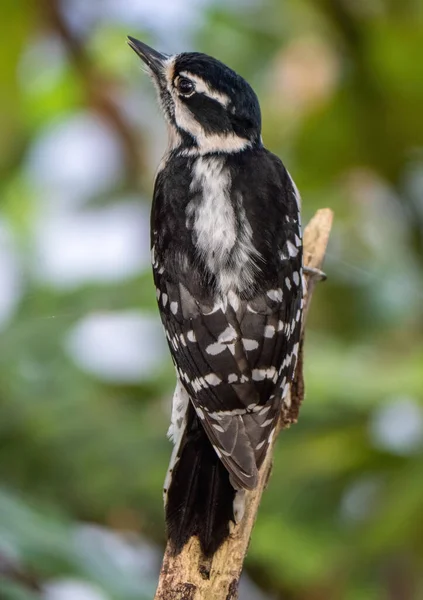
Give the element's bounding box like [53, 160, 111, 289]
[189, 156, 235, 273]
[188, 157, 261, 294]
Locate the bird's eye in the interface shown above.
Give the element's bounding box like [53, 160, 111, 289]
[176, 77, 195, 96]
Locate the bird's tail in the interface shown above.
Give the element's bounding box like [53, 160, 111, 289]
[165, 403, 236, 556]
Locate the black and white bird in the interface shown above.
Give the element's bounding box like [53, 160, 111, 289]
[128, 36, 304, 556]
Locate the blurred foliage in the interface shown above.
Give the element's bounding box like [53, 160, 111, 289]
[1, 0, 423, 599]
[0, 487, 156, 599]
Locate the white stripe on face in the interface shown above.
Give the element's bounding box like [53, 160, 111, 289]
[173, 99, 251, 155]
[178, 71, 230, 107]
[157, 57, 251, 154]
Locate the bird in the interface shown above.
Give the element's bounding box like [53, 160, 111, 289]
[128, 35, 304, 557]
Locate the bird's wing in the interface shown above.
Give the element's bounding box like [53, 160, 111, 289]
[154, 239, 302, 490]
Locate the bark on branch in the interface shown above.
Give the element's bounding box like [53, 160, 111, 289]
[154, 208, 334, 600]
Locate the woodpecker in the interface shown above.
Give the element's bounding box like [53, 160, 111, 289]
[128, 36, 304, 556]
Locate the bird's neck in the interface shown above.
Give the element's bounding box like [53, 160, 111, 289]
[166, 123, 261, 158]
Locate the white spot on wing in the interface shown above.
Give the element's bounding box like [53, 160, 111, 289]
[266, 289, 283, 302]
[206, 342, 226, 355]
[286, 240, 299, 257]
[210, 409, 246, 417]
[187, 330, 196, 342]
[212, 423, 225, 433]
[293, 271, 300, 286]
[204, 373, 222, 386]
[213, 445, 222, 458]
[218, 325, 237, 343]
[252, 367, 277, 381]
[264, 325, 275, 338]
[242, 338, 259, 351]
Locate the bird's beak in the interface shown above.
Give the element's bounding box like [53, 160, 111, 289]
[127, 36, 168, 78]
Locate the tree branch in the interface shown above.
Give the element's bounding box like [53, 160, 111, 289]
[154, 208, 334, 600]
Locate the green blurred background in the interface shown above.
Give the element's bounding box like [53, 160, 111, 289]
[1, 1, 423, 599]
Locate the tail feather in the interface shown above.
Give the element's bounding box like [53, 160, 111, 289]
[165, 403, 236, 556]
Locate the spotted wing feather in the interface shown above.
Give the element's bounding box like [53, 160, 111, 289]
[153, 246, 302, 489]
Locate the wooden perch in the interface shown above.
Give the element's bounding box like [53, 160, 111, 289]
[154, 208, 334, 600]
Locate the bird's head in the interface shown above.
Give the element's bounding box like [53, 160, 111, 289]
[128, 36, 262, 155]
